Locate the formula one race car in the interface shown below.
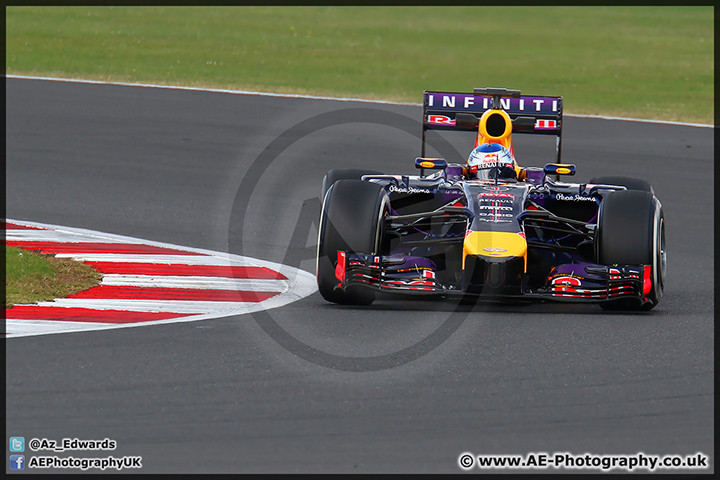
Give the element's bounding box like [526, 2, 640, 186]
[316, 87, 665, 310]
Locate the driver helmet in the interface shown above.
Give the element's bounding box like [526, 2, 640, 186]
[467, 143, 517, 181]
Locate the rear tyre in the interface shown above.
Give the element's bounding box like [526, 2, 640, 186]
[589, 175, 654, 194]
[317, 179, 389, 305]
[595, 190, 665, 310]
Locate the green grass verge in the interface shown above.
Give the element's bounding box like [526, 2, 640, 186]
[4, 246, 103, 309]
[6, 6, 714, 124]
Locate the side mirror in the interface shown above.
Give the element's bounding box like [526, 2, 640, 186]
[415, 157, 448, 170]
[543, 163, 576, 176]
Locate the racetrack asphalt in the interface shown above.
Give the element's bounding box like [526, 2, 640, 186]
[5, 77, 714, 473]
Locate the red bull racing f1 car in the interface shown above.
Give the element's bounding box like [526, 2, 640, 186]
[316, 88, 666, 310]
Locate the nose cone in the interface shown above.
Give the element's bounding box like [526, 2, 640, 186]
[463, 231, 527, 266]
[462, 231, 528, 294]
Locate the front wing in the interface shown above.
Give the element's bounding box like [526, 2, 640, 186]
[333, 251, 653, 306]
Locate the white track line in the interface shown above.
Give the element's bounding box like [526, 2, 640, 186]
[100, 275, 286, 291]
[53, 254, 254, 265]
[32, 299, 273, 313]
[6, 74, 713, 128]
[5, 230, 126, 243]
[5, 320, 117, 336]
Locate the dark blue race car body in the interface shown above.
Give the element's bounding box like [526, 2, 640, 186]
[317, 88, 666, 310]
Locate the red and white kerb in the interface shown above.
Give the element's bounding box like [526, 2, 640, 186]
[3, 220, 316, 338]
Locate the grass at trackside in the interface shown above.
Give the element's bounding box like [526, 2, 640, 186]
[5, 6, 714, 124]
[4, 246, 103, 309]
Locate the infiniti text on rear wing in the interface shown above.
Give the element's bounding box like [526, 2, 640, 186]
[421, 90, 563, 160]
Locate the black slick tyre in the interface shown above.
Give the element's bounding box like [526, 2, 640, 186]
[595, 190, 665, 310]
[321, 168, 383, 199]
[316, 179, 389, 305]
[589, 175, 654, 194]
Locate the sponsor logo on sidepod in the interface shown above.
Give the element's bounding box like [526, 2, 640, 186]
[555, 193, 596, 202]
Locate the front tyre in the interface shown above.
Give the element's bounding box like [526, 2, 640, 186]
[596, 190, 665, 310]
[321, 168, 384, 199]
[317, 179, 390, 305]
[589, 175, 654, 194]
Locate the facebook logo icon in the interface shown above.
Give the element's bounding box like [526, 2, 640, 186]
[10, 455, 25, 470]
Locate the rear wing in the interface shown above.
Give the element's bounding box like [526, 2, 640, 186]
[421, 88, 563, 161]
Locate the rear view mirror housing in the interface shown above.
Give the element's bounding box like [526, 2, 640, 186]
[543, 163, 576, 176]
[415, 157, 448, 170]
